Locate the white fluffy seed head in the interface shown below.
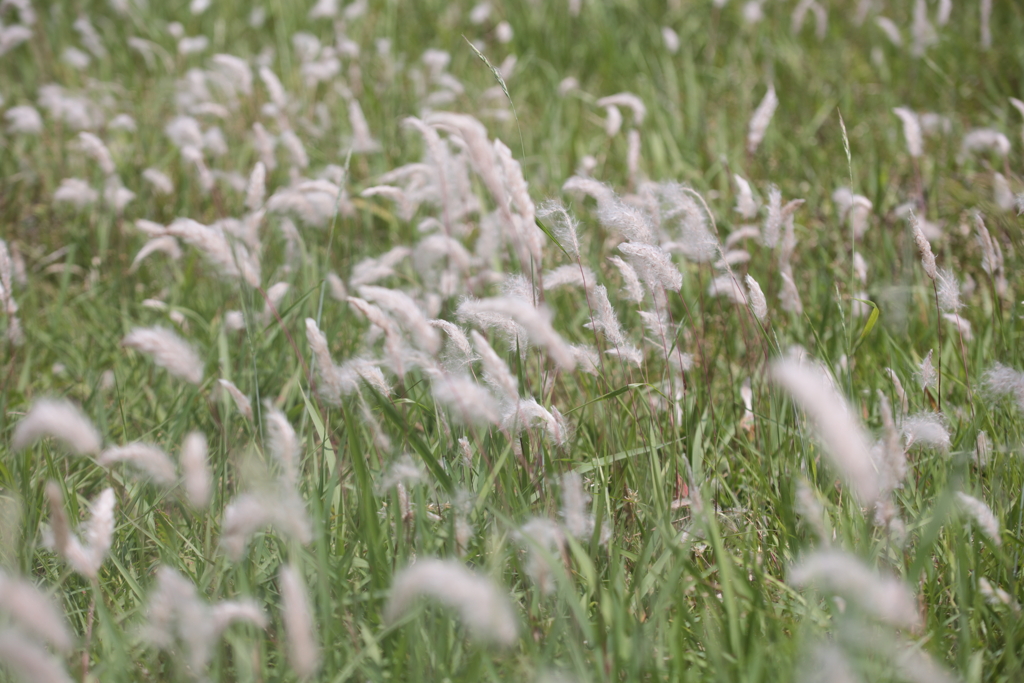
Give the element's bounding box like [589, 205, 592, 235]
[745, 274, 768, 321]
[788, 549, 920, 628]
[180, 431, 211, 509]
[771, 359, 879, 505]
[385, 558, 518, 647]
[909, 211, 937, 280]
[217, 379, 253, 420]
[747, 85, 778, 154]
[264, 404, 300, 488]
[245, 161, 266, 210]
[0, 571, 73, 652]
[733, 174, 758, 219]
[98, 443, 177, 485]
[123, 326, 204, 384]
[0, 629, 74, 683]
[893, 107, 923, 158]
[11, 398, 101, 455]
[956, 492, 1001, 545]
[279, 564, 320, 679]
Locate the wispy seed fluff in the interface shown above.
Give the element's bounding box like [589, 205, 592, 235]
[771, 359, 879, 505]
[733, 174, 759, 219]
[217, 379, 253, 420]
[123, 326, 204, 385]
[0, 570, 73, 652]
[909, 211, 937, 280]
[537, 200, 580, 258]
[617, 242, 683, 293]
[180, 432, 211, 509]
[457, 297, 575, 371]
[0, 630, 73, 683]
[385, 558, 518, 647]
[747, 85, 778, 154]
[745, 274, 768, 321]
[279, 564, 320, 679]
[264, 404, 300, 488]
[788, 549, 920, 628]
[893, 107, 923, 158]
[98, 443, 178, 485]
[956, 492, 1001, 546]
[982, 362, 1024, 411]
[45, 483, 115, 581]
[11, 398, 101, 455]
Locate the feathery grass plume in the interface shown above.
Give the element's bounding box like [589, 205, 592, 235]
[75, 132, 115, 176]
[0, 571, 73, 652]
[596, 92, 646, 125]
[597, 197, 656, 244]
[431, 319, 476, 371]
[165, 218, 260, 286]
[279, 564, 320, 679]
[130, 236, 183, 272]
[617, 242, 683, 293]
[264, 404, 299, 488]
[516, 518, 567, 595]
[427, 370, 501, 425]
[562, 176, 616, 212]
[220, 490, 312, 561]
[502, 398, 568, 447]
[788, 549, 920, 628]
[917, 350, 937, 392]
[833, 188, 873, 239]
[795, 642, 860, 683]
[875, 393, 907, 494]
[961, 128, 1010, 158]
[142, 168, 174, 195]
[601, 105, 622, 136]
[746, 85, 778, 154]
[973, 212, 1007, 296]
[893, 107, 923, 158]
[358, 286, 441, 355]
[98, 443, 177, 485]
[707, 274, 747, 305]
[901, 412, 950, 451]
[561, 472, 602, 540]
[45, 483, 115, 580]
[11, 398, 101, 455]
[762, 185, 783, 247]
[778, 270, 803, 314]
[493, 139, 542, 259]
[304, 318, 343, 401]
[4, 106, 43, 135]
[605, 255, 643, 303]
[542, 264, 595, 290]
[936, 268, 961, 312]
[908, 211, 937, 280]
[245, 161, 266, 211]
[471, 331, 518, 403]
[180, 431, 210, 509]
[771, 359, 879, 506]
[982, 362, 1024, 410]
[143, 566, 268, 676]
[346, 296, 408, 375]
[745, 274, 768, 321]
[0, 629, 73, 683]
[217, 379, 253, 420]
[53, 178, 98, 208]
[123, 326, 204, 385]
[385, 558, 518, 647]
[456, 297, 575, 371]
[956, 492, 1001, 545]
[584, 284, 626, 347]
[732, 175, 759, 219]
[537, 200, 581, 258]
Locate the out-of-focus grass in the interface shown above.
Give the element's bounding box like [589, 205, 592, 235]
[1, 1, 1024, 682]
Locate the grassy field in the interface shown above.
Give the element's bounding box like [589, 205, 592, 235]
[2, 0, 1024, 681]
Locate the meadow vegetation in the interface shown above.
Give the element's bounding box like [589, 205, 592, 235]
[1, 0, 1024, 681]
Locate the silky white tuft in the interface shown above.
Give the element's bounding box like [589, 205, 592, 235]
[385, 558, 518, 647]
[11, 399, 101, 455]
[123, 326, 204, 385]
